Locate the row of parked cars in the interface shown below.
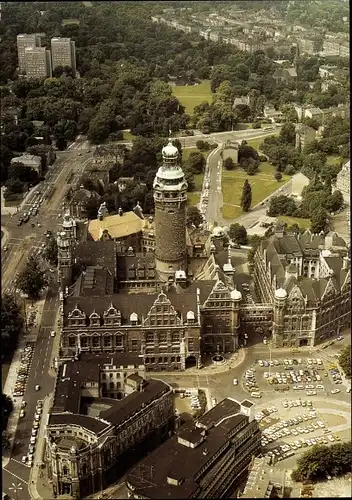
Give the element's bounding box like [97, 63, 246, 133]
[243, 368, 262, 398]
[15, 343, 34, 398]
[22, 400, 43, 468]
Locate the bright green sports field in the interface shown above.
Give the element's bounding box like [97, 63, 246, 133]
[172, 80, 212, 115]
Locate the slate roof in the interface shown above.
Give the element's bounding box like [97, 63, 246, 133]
[74, 240, 116, 275]
[71, 266, 114, 297]
[127, 398, 249, 499]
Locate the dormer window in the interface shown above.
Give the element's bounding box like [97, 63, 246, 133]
[186, 311, 196, 324]
[130, 312, 138, 326]
[89, 311, 100, 326]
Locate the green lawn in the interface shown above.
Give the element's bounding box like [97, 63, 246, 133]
[187, 192, 201, 206]
[246, 134, 279, 152]
[278, 215, 311, 229]
[117, 130, 136, 143]
[172, 80, 212, 115]
[221, 162, 290, 220]
[327, 155, 342, 165]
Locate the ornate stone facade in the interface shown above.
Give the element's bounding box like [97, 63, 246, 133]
[46, 355, 174, 499]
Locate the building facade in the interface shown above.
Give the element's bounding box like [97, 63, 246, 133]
[46, 354, 175, 498]
[127, 398, 261, 499]
[10, 154, 42, 174]
[24, 46, 52, 79]
[17, 33, 40, 72]
[335, 160, 350, 205]
[51, 37, 76, 76]
[254, 226, 350, 348]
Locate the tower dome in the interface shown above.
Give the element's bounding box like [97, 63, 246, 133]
[162, 141, 179, 159]
[231, 287, 242, 301]
[275, 287, 287, 299]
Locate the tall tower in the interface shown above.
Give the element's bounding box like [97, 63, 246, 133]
[57, 230, 73, 290]
[153, 141, 188, 281]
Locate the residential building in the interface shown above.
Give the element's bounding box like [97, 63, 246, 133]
[127, 398, 261, 499]
[318, 65, 338, 79]
[263, 106, 283, 123]
[323, 39, 349, 57]
[303, 107, 324, 124]
[295, 124, 316, 150]
[45, 353, 175, 498]
[335, 160, 350, 205]
[10, 154, 42, 175]
[321, 79, 341, 93]
[299, 37, 323, 54]
[254, 225, 350, 348]
[272, 66, 297, 86]
[233, 96, 250, 108]
[66, 185, 100, 219]
[24, 46, 52, 79]
[17, 33, 40, 72]
[51, 37, 76, 76]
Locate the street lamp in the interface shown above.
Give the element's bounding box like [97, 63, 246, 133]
[9, 482, 23, 500]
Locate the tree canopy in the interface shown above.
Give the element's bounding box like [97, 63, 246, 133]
[1, 294, 24, 357]
[17, 255, 48, 300]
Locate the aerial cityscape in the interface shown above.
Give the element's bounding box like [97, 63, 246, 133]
[1, 1, 350, 499]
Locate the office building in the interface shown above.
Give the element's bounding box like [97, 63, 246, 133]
[17, 33, 40, 72]
[51, 37, 76, 76]
[127, 398, 261, 498]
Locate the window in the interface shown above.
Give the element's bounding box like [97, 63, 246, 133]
[80, 336, 88, 348]
[104, 336, 112, 347]
[131, 340, 138, 352]
[92, 336, 100, 347]
[159, 332, 167, 343]
[109, 382, 114, 389]
[116, 336, 123, 347]
[146, 333, 154, 344]
[171, 332, 180, 343]
[101, 373, 106, 380]
[69, 337, 76, 348]
[62, 465, 69, 476]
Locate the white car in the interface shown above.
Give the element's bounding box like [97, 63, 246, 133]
[35, 385, 40, 391]
[20, 409, 25, 418]
[331, 389, 340, 394]
[32, 429, 37, 437]
[30, 436, 36, 444]
[233, 378, 238, 385]
[34, 414, 40, 421]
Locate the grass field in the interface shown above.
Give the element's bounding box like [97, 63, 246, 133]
[278, 215, 311, 229]
[246, 134, 279, 152]
[221, 161, 290, 220]
[117, 130, 136, 143]
[172, 80, 212, 115]
[327, 155, 343, 165]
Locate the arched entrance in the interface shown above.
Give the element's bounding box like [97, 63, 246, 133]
[185, 356, 197, 369]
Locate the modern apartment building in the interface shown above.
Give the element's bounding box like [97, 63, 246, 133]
[24, 46, 52, 79]
[51, 37, 76, 76]
[127, 398, 261, 499]
[17, 33, 41, 72]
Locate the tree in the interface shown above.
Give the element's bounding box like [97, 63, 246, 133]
[240, 180, 252, 212]
[184, 152, 206, 175]
[186, 206, 203, 228]
[17, 256, 48, 300]
[223, 157, 235, 170]
[43, 235, 58, 266]
[1, 393, 13, 431]
[279, 122, 296, 146]
[339, 346, 351, 377]
[325, 190, 344, 213]
[310, 207, 328, 234]
[196, 140, 210, 151]
[228, 223, 247, 245]
[268, 195, 297, 217]
[291, 443, 352, 482]
[275, 171, 282, 182]
[1, 294, 24, 355]
[2, 431, 11, 450]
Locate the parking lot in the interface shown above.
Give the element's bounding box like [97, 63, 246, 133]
[14, 342, 35, 398]
[241, 356, 348, 399]
[21, 398, 44, 468]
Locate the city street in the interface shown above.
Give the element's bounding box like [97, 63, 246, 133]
[2, 285, 60, 500]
